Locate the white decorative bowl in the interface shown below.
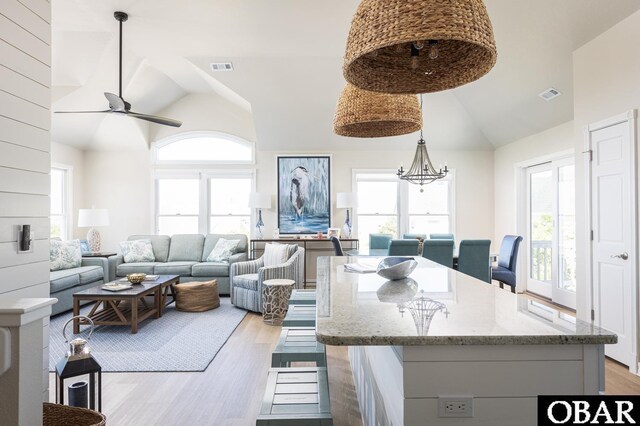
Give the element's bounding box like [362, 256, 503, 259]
[376, 257, 418, 281]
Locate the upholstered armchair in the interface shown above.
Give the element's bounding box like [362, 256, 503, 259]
[230, 245, 305, 313]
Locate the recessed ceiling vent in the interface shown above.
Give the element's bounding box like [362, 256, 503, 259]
[539, 87, 561, 101]
[210, 62, 234, 72]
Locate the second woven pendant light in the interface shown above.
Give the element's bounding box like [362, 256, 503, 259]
[333, 83, 422, 138]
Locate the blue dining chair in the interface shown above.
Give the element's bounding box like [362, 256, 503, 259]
[430, 233, 455, 248]
[330, 236, 344, 256]
[402, 233, 427, 241]
[421, 239, 454, 268]
[369, 233, 392, 250]
[457, 239, 491, 283]
[387, 239, 420, 256]
[491, 235, 523, 293]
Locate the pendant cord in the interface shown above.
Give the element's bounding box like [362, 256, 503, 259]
[118, 18, 123, 98]
[419, 94, 424, 140]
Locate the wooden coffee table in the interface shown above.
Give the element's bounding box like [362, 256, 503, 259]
[72, 275, 180, 334]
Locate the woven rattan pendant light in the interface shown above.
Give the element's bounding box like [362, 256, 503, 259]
[334, 83, 422, 137]
[343, 0, 497, 94]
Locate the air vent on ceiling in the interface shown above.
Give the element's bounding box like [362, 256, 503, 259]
[539, 87, 561, 101]
[210, 62, 234, 72]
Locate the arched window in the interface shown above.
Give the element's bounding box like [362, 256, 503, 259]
[152, 132, 254, 236]
[153, 131, 253, 164]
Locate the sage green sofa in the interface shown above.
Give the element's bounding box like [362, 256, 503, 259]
[50, 257, 108, 316]
[108, 234, 248, 295]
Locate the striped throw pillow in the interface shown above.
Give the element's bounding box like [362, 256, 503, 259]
[263, 243, 290, 267]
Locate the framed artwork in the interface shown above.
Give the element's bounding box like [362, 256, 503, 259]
[277, 155, 331, 234]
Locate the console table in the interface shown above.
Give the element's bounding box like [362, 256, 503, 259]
[250, 238, 359, 287]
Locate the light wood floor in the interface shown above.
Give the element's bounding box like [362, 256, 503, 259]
[49, 297, 640, 425]
[49, 312, 363, 426]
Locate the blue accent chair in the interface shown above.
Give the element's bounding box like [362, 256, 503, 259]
[330, 236, 344, 256]
[369, 234, 392, 250]
[403, 233, 427, 241]
[421, 239, 454, 268]
[457, 239, 491, 283]
[388, 239, 420, 256]
[491, 235, 523, 293]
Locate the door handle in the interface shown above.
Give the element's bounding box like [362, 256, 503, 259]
[610, 252, 629, 260]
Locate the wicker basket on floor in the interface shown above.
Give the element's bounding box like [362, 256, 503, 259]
[175, 280, 220, 312]
[43, 402, 106, 426]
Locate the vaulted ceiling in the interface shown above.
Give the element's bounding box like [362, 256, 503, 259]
[51, 0, 640, 151]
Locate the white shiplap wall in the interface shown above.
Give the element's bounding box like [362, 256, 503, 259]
[0, 0, 51, 407]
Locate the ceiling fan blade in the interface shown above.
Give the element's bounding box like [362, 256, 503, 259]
[104, 92, 126, 112]
[54, 110, 111, 114]
[127, 111, 183, 127]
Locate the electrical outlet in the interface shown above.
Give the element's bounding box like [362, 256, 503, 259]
[438, 396, 474, 418]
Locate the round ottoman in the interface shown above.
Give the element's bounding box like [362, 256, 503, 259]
[262, 279, 295, 326]
[174, 280, 220, 312]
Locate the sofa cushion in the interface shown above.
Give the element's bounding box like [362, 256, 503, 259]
[233, 273, 259, 291]
[202, 234, 248, 261]
[154, 261, 197, 277]
[50, 269, 81, 293]
[117, 262, 161, 276]
[206, 238, 240, 262]
[78, 265, 104, 284]
[168, 234, 205, 262]
[120, 239, 155, 263]
[50, 239, 82, 271]
[128, 235, 171, 262]
[192, 262, 230, 277]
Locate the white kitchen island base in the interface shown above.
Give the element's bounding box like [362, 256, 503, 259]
[349, 344, 605, 426]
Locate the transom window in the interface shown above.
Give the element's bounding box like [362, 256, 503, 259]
[354, 170, 454, 250]
[154, 131, 253, 163]
[152, 132, 254, 236]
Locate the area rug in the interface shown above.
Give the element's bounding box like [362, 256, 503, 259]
[48, 297, 247, 372]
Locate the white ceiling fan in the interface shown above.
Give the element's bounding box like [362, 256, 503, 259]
[55, 11, 182, 128]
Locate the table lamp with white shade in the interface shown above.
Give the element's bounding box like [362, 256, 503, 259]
[77, 208, 109, 252]
[337, 192, 358, 239]
[248, 193, 272, 239]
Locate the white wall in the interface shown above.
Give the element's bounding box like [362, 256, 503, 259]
[493, 121, 574, 244]
[0, 0, 52, 421]
[50, 141, 85, 240]
[83, 150, 153, 252]
[573, 9, 640, 321]
[255, 149, 495, 246]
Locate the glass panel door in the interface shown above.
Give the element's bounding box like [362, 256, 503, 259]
[527, 165, 554, 297]
[553, 160, 576, 308]
[525, 158, 576, 309]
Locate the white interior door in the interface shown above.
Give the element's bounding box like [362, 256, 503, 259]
[589, 117, 637, 370]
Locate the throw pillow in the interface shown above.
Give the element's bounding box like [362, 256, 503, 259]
[120, 239, 155, 263]
[263, 243, 291, 267]
[206, 238, 240, 263]
[50, 239, 82, 271]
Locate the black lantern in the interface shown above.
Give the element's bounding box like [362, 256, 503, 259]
[55, 315, 102, 412]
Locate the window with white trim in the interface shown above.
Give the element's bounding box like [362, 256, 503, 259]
[152, 132, 254, 236]
[354, 170, 454, 249]
[50, 166, 71, 239]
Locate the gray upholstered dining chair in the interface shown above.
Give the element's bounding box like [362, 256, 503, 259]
[421, 239, 454, 268]
[457, 239, 491, 283]
[491, 235, 523, 293]
[402, 233, 427, 241]
[369, 233, 392, 250]
[388, 239, 420, 256]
